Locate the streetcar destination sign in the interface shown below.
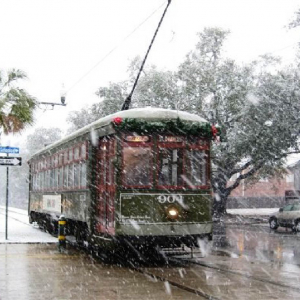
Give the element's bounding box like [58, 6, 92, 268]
[0, 146, 19, 154]
[0, 157, 22, 166]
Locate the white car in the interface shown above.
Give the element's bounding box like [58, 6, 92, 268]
[269, 203, 300, 232]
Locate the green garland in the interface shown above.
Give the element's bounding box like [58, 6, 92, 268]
[113, 117, 220, 139]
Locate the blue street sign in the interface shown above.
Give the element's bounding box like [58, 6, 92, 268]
[0, 146, 19, 154]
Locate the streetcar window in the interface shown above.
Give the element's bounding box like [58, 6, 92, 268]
[50, 169, 55, 188]
[63, 165, 68, 188]
[68, 164, 74, 187]
[36, 174, 39, 191]
[58, 153, 63, 166]
[80, 163, 87, 187]
[41, 173, 44, 190]
[74, 147, 80, 160]
[59, 167, 63, 188]
[44, 170, 49, 190]
[32, 174, 35, 190]
[74, 164, 80, 187]
[64, 151, 68, 164]
[38, 172, 41, 191]
[186, 150, 207, 186]
[158, 148, 183, 186]
[42, 172, 45, 190]
[81, 143, 86, 159]
[57, 168, 61, 189]
[69, 149, 73, 162]
[54, 169, 58, 188]
[36, 173, 40, 190]
[41, 172, 44, 190]
[123, 147, 152, 186]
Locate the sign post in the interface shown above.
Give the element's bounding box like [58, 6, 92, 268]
[0, 157, 22, 166]
[5, 154, 9, 240]
[0, 146, 21, 240]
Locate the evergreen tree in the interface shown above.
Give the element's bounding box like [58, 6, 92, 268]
[67, 28, 300, 216]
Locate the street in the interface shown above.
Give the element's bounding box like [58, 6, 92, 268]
[223, 223, 300, 265]
[1, 211, 300, 299]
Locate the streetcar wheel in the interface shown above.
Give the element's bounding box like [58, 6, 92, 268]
[269, 218, 278, 230]
[29, 213, 33, 224]
[294, 220, 300, 233]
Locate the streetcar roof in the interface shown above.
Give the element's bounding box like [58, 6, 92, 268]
[30, 107, 208, 160]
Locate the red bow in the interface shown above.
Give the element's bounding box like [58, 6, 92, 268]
[211, 125, 218, 138]
[113, 117, 123, 125]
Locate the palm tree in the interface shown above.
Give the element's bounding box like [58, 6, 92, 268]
[0, 68, 37, 135]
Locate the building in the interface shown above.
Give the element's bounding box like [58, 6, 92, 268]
[227, 168, 295, 209]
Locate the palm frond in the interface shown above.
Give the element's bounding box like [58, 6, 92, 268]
[7, 69, 28, 85]
[0, 84, 37, 134]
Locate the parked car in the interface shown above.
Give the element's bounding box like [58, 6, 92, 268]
[269, 203, 300, 232]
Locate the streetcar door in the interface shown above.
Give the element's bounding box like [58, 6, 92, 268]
[96, 136, 115, 235]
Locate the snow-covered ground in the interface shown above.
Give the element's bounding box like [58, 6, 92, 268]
[227, 208, 279, 216]
[0, 206, 57, 244]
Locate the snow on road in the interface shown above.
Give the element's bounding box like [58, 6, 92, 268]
[0, 206, 57, 244]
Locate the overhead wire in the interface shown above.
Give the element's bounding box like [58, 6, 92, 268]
[244, 43, 299, 63]
[66, 0, 167, 94]
[268, 43, 299, 54]
[64, 1, 298, 98]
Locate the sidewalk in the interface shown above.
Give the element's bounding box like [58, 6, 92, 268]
[227, 208, 279, 216]
[0, 206, 57, 244]
[224, 208, 279, 225]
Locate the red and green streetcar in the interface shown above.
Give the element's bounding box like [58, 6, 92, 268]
[28, 107, 216, 258]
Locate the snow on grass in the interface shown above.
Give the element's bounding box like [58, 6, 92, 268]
[227, 208, 279, 216]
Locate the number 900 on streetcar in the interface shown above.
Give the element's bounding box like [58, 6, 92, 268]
[28, 107, 217, 256]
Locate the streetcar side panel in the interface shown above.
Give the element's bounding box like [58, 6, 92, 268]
[28, 133, 93, 233]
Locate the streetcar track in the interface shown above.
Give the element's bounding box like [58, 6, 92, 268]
[61, 240, 220, 299]
[171, 257, 300, 294]
[54, 239, 300, 299]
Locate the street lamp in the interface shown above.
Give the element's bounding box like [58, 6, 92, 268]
[39, 84, 67, 109]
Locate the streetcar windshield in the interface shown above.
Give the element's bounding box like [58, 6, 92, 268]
[158, 148, 184, 186]
[123, 146, 152, 186]
[186, 149, 207, 186]
[122, 135, 209, 189]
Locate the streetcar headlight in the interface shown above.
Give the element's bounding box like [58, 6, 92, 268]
[167, 207, 179, 219]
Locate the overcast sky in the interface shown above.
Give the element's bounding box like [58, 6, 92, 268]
[1, 0, 300, 147]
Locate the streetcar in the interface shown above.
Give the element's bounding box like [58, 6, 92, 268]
[28, 107, 216, 257]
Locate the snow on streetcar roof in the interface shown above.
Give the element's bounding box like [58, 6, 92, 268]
[30, 107, 208, 159]
[87, 107, 208, 125]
